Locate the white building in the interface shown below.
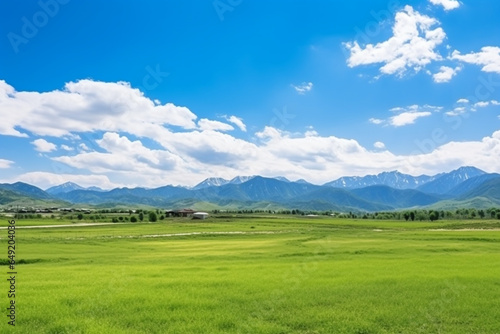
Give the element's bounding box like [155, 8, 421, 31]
[192, 212, 209, 220]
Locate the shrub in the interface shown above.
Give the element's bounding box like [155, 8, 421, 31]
[148, 212, 157, 222]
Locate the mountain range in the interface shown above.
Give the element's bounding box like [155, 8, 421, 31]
[1, 166, 499, 212]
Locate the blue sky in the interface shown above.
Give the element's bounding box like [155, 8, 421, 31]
[1, 0, 500, 189]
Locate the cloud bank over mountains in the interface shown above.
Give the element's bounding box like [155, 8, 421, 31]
[1, 79, 500, 189]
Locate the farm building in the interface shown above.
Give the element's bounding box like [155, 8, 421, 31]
[192, 212, 209, 220]
[165, 209, 195, 217]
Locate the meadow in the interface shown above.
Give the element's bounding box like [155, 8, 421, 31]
[1, 215, 500, 333]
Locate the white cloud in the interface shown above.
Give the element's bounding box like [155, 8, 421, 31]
[474, 101, 490, 108]
[0, 159, 14, 169]
[55, 132, 184, 174]
[291, 82, 313, 94]
[8, 127, 500, 189]
[344, 6, 446, 76]
[390, 111, 432, 126]
[372, 105, 440, 127]
[14, 172, 117, 190]
[451, 47, 500, 74]
[225, 115, 247, 132]
[374, 142, 386, 149]
[60, 145, 74, 151]
[446, 99, 499, 116]
[432, 66, 461, 83]
[369, 118, 384, 125]
[0, 79, 198, 138]
[198, 119, 234, 132]
[404, 131, 500, 175]
[3, 80, 500, 189]
[429, 0, 460, 11]
[79, 143, 90, 152]
[31, 139, 57, 152]
[445, 106, 467, 116]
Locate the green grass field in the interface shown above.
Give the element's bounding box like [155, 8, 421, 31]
[2, 216, 500, 333]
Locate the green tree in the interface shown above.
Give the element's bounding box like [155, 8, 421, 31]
[130, 216, 137, 223]
[77, 213, 83, 220]
[148, 212, 157, 222]
[429, 211, 439, 222]
[139, 212, 144, 221]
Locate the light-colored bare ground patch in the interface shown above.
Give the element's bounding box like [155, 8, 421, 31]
[428, 228, 500, 231]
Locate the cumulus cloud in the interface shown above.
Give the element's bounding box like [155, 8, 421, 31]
[428, 0, 460, 11]
[55, 132, 184, 174]
[474, 101, 490, 108]
[291, 82, 313, 94]
[198, 119, 234, 132]
[0, 79, 198, 138]
[445, 99, 499, 116]
[369, 118, 384, 125]
[9, 127, 500, 188]
[60, 145, 74, 151]
[79, 143, 90, 152]
[451, 47, 500, 74]
[3, 80, 500, 188]
[391, 111, 432, 126]
[445, 106, 466, 116]
[225, 115, 247, 132]
[372, 105, 441, 127]
[404, 131, 500, 175]
[432, 66, 461, 83]
[14, 172, 117, 190]
[0, 159, 14, 169]
[344, 6, 446, 77]
[32, 139, 57, 152]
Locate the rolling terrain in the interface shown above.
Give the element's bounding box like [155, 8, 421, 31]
[1, 166, 499, 211]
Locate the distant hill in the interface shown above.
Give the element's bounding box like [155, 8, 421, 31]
[46, 182, 84, 195]
[296, 187, 392, 212]
[2, 166, 499, 212]
[417, 166, 485, 194]
[447, 174, 500, 197]
[459, 177, 500, 201]
[324, 171, 436, 190]
[193, 177, 229, 190]
[0, 182, 53, 200]
[46, 182, 104, 195]
[351, 185, 443, 209]
[0, 189, 25, 205]
[228, 175, 256, 185]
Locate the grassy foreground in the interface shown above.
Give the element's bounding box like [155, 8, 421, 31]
[1, 216, 500, 333]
